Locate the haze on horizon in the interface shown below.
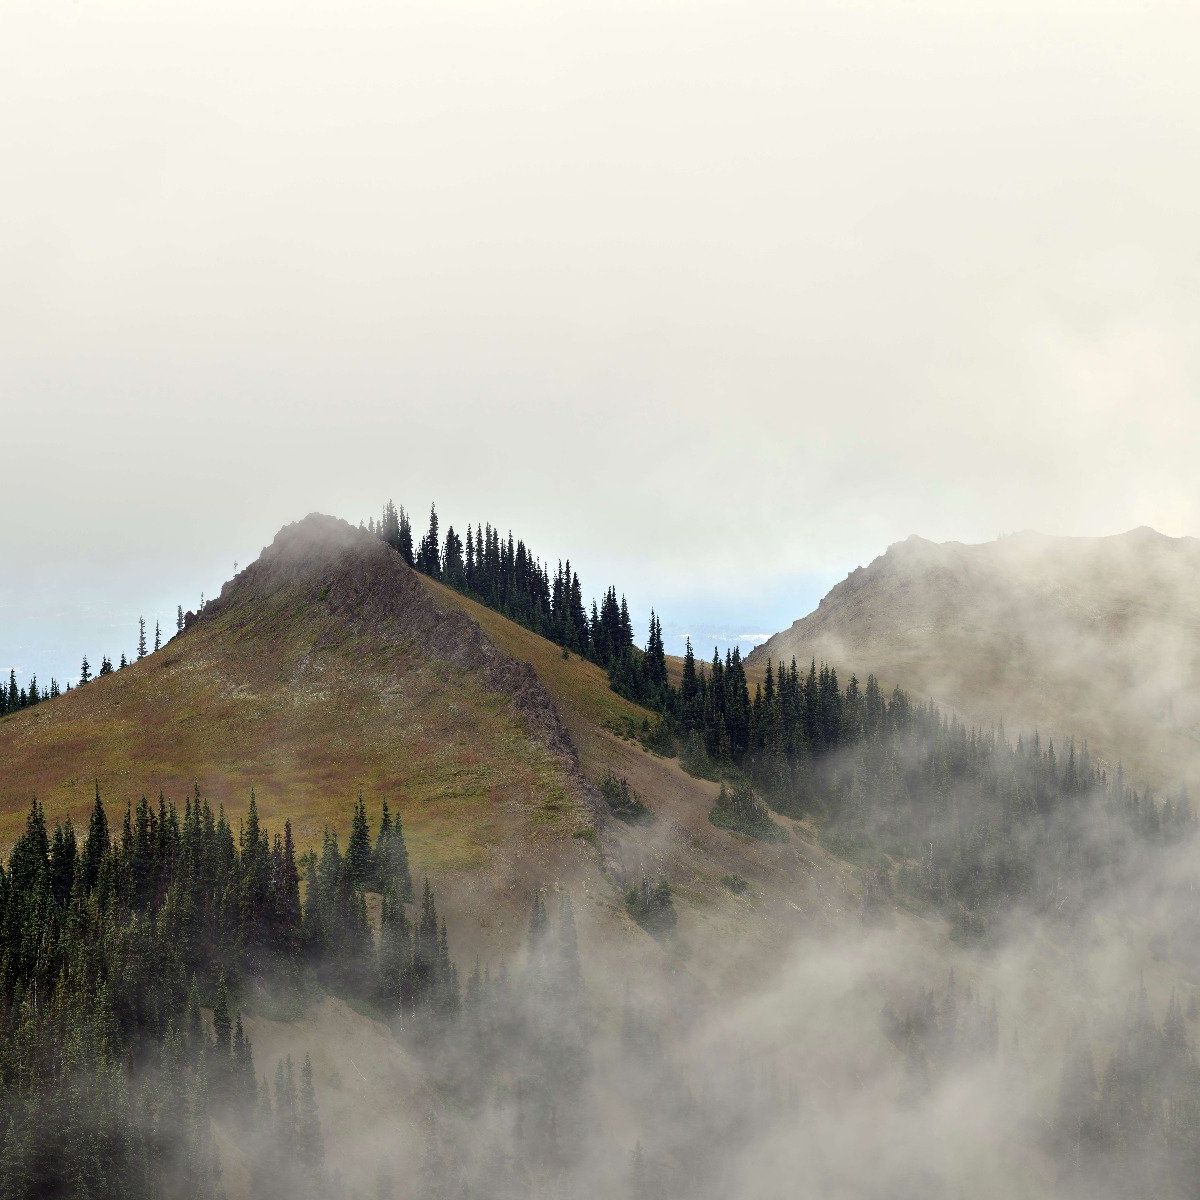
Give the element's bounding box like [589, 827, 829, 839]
[3, 0, 1200, 681]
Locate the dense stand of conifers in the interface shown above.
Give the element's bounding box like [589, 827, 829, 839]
[376, 499, 1193, 933]
[0, 789, 459, 1199]
[883, 970, 1200, 1200]
[5, 502, 1200, 1197]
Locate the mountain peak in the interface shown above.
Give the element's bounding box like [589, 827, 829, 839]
[751, 525, 1200, 789]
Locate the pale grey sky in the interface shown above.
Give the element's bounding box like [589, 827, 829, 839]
[3, 0, 1199, 683]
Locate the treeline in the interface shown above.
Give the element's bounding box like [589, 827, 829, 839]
[409, 888, 593, 1199]
[369, 499, 669, 690]
[608, 640, 1194, 930]
[365, 503, 914, 750]
[2, 613, 189, 719]
[832, 714, 1193, 929]
[1056, 985, 1200, 1199]
[0, 788, 458, 1198]
[616, 640, 1194, 932]
[0, 668, 63, 715]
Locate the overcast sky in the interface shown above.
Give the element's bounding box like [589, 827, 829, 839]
[4, 0, 1199, 683]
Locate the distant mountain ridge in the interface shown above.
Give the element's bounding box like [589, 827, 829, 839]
[750, 527, 1200, 788]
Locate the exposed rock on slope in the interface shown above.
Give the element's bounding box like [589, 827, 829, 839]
[0, 514, 609, 950]
[751, 527, 1200, 787]
[206, 514, 589, 790]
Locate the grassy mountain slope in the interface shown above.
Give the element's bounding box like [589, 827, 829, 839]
[0, 513, 862, 976]
[422, 574, 864, 987]
[751, 527, 1200, 790]
[0, 516, 609, 957]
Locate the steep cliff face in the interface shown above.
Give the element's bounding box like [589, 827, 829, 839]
[751, 527, 1200, 787]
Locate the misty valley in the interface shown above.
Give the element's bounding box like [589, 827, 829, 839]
[3, 508, 1200, 1200]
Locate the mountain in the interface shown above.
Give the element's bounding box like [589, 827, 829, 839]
[7, 513, 1200, 1199]
[0, 513, 857, 966]
[750, 527, 1200, 788]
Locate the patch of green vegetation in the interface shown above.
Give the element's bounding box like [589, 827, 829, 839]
[603, 713, 644, 739]
[599, 773, 652, 823]
[819, 822, 888, 868]
[709, 782, 787, 842]
[625, 876, 677, 935]
[680, 730, 720, 781]
[241, 975, 315, 1021]
[721, 873, 750, 895]
[637, 715, 677, 757]
[573, 826, 597, 844]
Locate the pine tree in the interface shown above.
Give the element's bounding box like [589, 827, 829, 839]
[177, 605, 185, 633]
[346, 794, 373, 889]
[138, 616, 147, 659]
[154, 621, 161, 652]
[417, 505, 441, 576]
[79, 655, 91, 685]
[376, 804, 413, 902]
[81, 785, 110, 892]
[212, 977, 233, 1096]
[233, 1016, 256, 1114]
[297, 1054, 325, 1173]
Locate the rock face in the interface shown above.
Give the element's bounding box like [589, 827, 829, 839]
[750, 528, 1200, 787]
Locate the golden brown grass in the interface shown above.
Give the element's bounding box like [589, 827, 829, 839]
[0, 592, 575, 868]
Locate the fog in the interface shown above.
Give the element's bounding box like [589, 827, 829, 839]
[4, 0, 1200, 682]
[240, 700, 1200, 1200]
[5, 2, 1200, 1194]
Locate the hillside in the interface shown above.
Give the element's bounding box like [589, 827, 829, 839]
[0, 513, 860, 972]
[0, 516, 618, 955]
[750, 527, 1200, 789]
[0, 513, 883, 1198]
[6, 514, 1199, 1200]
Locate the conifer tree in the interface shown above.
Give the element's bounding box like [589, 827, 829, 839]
[212, 976, 233, 1096]
[346, 793, 373, 889]
[81, 784, 110, 891]
[138, 616, 147, 659]
[297, 1054, 325, 1173]
[417, 505, 441, 575]
[376, 802, 413, 902]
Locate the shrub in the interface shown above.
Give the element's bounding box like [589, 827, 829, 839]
[600, 773, 652, 823]
[625, 877, 677, 934]
[709, 783, 787, 842]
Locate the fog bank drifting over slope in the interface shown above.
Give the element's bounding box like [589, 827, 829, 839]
[752, 527, 1200, 791]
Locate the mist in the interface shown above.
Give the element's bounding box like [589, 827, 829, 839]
[4, 1, 1199, 1195]
[5, 0, 1200, 685]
